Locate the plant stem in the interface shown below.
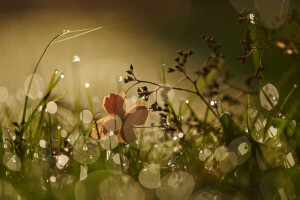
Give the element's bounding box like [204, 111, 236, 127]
[21, 33, 63, 125]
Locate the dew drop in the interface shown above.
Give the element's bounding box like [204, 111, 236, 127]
[118, 76, 123, 82]
[249, 13, 255, 24]
[260, 83, 279, 110]
[46, 101, 58, 114]
[108, 131, 114, 136]
[276, 41, 285, 48]
[39, 140, 47, 148]
[50, 176, 56, 183]
[11, 135, 16, 141]
[72, 55, 80, 63]
[84, 83, 90, 88]
[56, 154, 69, 170]
[82, 144, 88, 151]
[178, 132, 184, 138]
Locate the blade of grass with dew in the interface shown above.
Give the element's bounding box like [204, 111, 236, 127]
[263, 112, 271, 141]
[21, 34, 65, 126]
[20, 74, 62, 134]
[85, 86, 95, 115]
[246, 95, 251, 135]
[85, 120, 95, 139]
[162, 63, 174, 129]
[167, 99, 183, 132]
[76, 120, 95, 154]
[186, 103, 201, 123]
[204, 106, 210, 123]
[261, 88, 275, 110]
[34, 70, 59, 139]
[52, 91, 68, 102]
[220, 112, 245, 143]
[280, 85, 297, 112]
[46, 70, 58, 93]
[57, 128, 61, 153]
[47, 112, 53, 154]
[70, 131, 85, 149]
[178, 101, 183, 118]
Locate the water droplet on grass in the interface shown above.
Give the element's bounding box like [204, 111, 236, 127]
[39, 140, 47, 148]
[46, 101, 57, 114]
[50, 176, 56, 183]
[56, 154, 69, 169]
[260, 83, 279, 110]
[72, 55, 80, 63]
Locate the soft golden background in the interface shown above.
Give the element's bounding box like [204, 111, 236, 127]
[0, 0, 299, 111]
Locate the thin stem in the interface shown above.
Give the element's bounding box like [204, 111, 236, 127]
[193, 81, 219, 119]
[195, 56, 210, 82]
[21, 33, 64, 125]
[173, 76, 187, 87]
